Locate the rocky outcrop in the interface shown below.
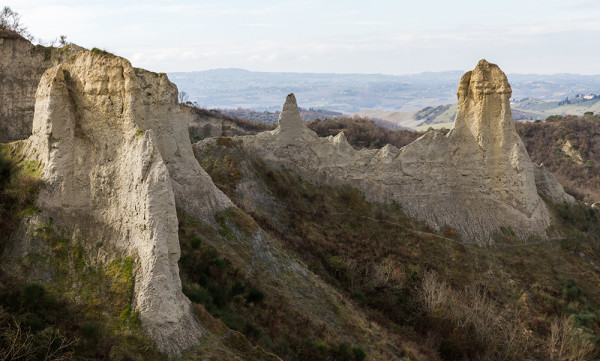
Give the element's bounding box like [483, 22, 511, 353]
[0, 31, 82, 142]
[534, 164, 576, 205]
[233, 61, 575, 244]
[15, 51, 231, 355]
[134, 69, 233, 224]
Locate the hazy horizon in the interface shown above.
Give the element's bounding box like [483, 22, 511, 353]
[8, 0, 600, 75]
[172, 67, 600, 77]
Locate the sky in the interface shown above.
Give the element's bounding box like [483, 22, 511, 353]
[8, 0, 600, 75]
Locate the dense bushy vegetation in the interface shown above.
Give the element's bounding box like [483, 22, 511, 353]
[515, 113, 600, 201]
[0, 145, 41, 252]
[177, 209, 368, 361]
[199, 138, 600, 361]
[307, 117, 423, 150]
[184, 105, 274, 143]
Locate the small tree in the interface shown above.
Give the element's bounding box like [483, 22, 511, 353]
[0, 7, 33, 41]
[178, 91, 189, 104]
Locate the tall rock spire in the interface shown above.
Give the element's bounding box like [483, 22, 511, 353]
[276, 93, 305, 141]
[453, 59, 514, 148]
[449, 59, 539, 215]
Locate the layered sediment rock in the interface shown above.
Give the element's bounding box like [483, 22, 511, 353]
[235, 60, 574, 244]
[0, 30, 82, 142]
[18, 51, 231, 355]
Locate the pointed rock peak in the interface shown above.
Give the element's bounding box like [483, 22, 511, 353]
[333, 131, 347, 142]
[332, 131, 352, 150]
[457, 59, 511, 99]
[277, 93, 304, 136]
[452, 60, 514, 136]
[282, 93, 299, 112]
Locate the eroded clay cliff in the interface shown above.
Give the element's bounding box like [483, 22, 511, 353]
[232, 60, 574, 244]
[0, 30, 83, 142]
[13, 51, 233, 355]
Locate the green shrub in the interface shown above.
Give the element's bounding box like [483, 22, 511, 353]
[337, 342, 352, 360]
[246, 288, 264, 304]
[573, 311, 598, 326]
[190, 236, 202, 249]
[183, 282, 212, 307]
[563, 279, 582, 301]
[0, 155, 11, 186]
[22, 283, 46, 309]
[352, 346, 366, 360]
[230, 281, 245, 296]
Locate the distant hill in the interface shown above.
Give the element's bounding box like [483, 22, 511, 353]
[357, 97, 600, 130]
[354, 104, 541, 130]
[221, 107, 344, 124]
[169, 68, 600, 114]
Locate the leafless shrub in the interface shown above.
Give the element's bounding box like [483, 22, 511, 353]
[549, 316, 595, 361]
[365, 258, 404, 295]
[0, 316, 36, 361]
[418, 271, 532, 360]
[419, 271, 450, 316]
[0, 316, 76, 361]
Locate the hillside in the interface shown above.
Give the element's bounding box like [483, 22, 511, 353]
[307, 118, 423, 149]
[1, 24, 600, 361]
[515, 114, 600, 202]
[193, 76, 600, 360]
[197, 134, 600, 361]
[181, 105, 274, 143]
[511, 96, 600, 118]
[0, 33, 415, 361]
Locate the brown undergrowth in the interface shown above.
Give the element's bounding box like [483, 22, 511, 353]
[196, 137, 600, 361]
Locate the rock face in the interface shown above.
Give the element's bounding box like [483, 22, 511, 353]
[20, 51, 231, 355]
[0, 30, 82, 142]
[236, 61, 575, 244]
[534, 164, 576, 205]
[134, 69, 233, 224]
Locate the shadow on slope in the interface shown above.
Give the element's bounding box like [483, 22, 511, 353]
[195, 136, 600, 361]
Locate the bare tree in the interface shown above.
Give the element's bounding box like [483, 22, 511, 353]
[0, 6, 33, 41]
[59, 35, 68, 46]
[178, 91, 189, 104]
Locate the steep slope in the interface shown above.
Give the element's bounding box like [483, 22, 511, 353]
[233, 60, 574, 244]
[196, 135, 600, 361]
[0, 30, 82, 142]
